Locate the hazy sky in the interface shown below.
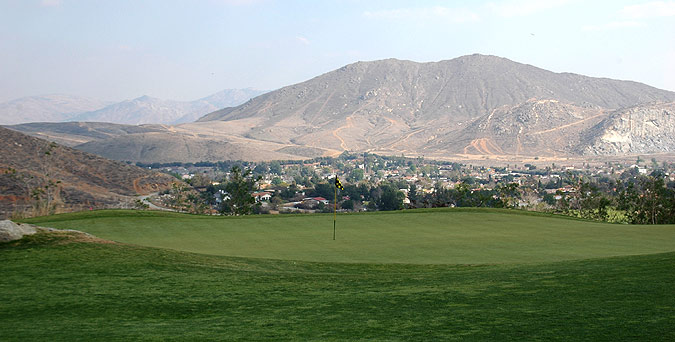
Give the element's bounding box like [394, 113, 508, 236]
[1, 0, 674, 102]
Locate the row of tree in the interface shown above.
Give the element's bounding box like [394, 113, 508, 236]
[536, 174, 675, 224]
[615, 175, 675, 224]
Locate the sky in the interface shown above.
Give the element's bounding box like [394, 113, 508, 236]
[1, 0, 674, 103]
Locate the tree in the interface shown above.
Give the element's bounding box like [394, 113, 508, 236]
[377, 184, 404, 211]
[311, 182, 334, 199]
[576, 181, 610, 221]
[280, 184, 300, 200]
[220, 166, 261, 216]
[616, 176, 675, 224]
[495, 183, 520, 208]
[253, 163, 269, 175]
[341, 199, 354, 210]
[542, 193, 557, 206]
[348, 168, 364, 182]
[28, 141, 62, 216]
[408, 185, 419, 207]
[269, 161, 282, 175]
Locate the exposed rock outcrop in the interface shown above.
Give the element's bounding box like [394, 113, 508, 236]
[582, 103, 675, 155]
[0, 220, 37, 242]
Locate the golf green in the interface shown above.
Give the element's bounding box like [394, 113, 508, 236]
[22, 208, 675, 264]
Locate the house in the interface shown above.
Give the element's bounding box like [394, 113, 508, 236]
[301, 197, 330, 207]
[313, 197, 330, 205]
[252, 191, 272, 202]
[214, 190, 230, 204]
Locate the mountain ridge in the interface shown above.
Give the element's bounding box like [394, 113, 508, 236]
[0, 94, 112, 125]
[190, 54, 675, 159]
[1, 88, 268, 126]
[7, 54, 675, 162]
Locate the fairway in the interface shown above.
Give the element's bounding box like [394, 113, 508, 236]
[23, 208, 675, 264]
[1, 232, 674, 341]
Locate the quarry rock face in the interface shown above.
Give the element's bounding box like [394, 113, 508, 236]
[583, 103, 675, 155]
[0, 220, 37, 242]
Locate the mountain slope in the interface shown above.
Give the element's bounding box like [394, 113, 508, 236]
[70, 95, 195, 125]
[4, 122, 167, 147]
[173, 88, 268, 124]
[199, 54, 673, 123]
[0, 126, 177, 218]
[0, 94, 111, 125]
[423, 100, 607, 156]
[74, 121, 322, 163]
[196, 54, 675, 155]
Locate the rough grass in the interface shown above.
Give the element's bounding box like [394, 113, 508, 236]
[1, 231, 674, 341]
[20, 208, 675, 264]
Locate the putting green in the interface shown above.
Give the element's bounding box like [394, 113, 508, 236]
[23, 208, 675, 264]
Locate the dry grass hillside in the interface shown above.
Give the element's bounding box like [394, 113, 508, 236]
[0, 126, 177, 218]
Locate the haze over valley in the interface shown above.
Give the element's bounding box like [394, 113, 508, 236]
[0, 88, 267, 126]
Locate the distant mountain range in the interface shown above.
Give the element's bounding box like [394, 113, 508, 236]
[0, 94, 112, 125]
[0, 88, 267, 125]
[0, 126, 177, 218]
[6, 54, 675, 162]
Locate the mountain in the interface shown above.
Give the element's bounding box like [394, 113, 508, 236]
[0, 94, 111, 125]
[0, 126, 177, 218]
[197, 55, 675, 156]
[69, 95, 195, 125]
[1, 89, 267, 126]
[70, 89, 267, 125]
[8, 55, 675, 162]
[173, 88, 269, 124]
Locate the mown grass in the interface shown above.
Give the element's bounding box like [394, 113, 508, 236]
[20, 208, 675, 264]
[1, 232, 674, 341]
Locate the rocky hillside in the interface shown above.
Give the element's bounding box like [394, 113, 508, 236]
[581, 103, 675, 155]
[424, 99, 607, 156]
[199, 54, 673, 131]
[0, 126, 177, 218]
[194, 54, 675, 157]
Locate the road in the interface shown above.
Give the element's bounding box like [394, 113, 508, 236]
[137, 193, 175, 212]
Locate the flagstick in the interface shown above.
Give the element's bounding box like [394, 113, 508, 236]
[333, 183, 337, 240]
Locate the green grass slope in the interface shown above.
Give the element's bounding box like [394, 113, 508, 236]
[22, 208, 675, 264]
[1, 232, 674, 341]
